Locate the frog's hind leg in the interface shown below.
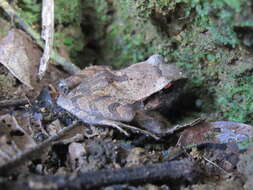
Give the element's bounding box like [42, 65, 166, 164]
[99, 119, 160, 140]
[98, 120, 130, 136]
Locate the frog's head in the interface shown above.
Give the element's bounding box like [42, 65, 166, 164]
[147, 54, 186, 83]
[115, 54, 187, 102]
[144, 54, 187, 97]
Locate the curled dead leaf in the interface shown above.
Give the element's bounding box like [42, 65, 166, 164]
[0, 29, 67, 97]
[177, 121, 253, 149]
[0, 29, 34, 88]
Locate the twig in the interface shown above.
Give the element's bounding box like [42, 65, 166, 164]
[1, 159, 197, 190]
[168, 118, 205, 135]
[202, 156, 230, 175]
[0, 121, 79, 175]
[0, 98, 28, 107]
[38, 0, 54, 79]
[0, 0, 80, 74]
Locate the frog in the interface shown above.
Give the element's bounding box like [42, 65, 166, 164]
[57, 54, 186, 140]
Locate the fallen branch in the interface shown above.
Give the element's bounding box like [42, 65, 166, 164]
[65, 159, 196, 189]
[1, 159, 197, 190]
[0, 98, 28, 107]
[0, 0, 80, 74]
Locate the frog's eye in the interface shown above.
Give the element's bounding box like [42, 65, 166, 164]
[57, 80, 69, 96]
[164, 83, 173, 89]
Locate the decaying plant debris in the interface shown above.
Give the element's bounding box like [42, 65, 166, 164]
[0, 0, 253, 190]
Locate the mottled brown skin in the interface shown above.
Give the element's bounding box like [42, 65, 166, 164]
[57, 54, 186, 138]
[58, 65, 112, 92]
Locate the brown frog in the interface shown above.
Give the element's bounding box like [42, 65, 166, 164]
[57, 54, 186, 139]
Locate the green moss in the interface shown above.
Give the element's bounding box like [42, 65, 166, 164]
[54, 0, 82, 25]
[217, 75, 253, 123]
[17, 0, 82, 25]
[17, 0, 41, 26]
[81, 0, 158, 67]
[124, 0, 252, 123]
[0, 18, 11, 38]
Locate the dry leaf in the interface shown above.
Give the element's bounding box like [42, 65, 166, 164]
[0, 29, 67, 97]
[0, 29, 33, 88]
[177, 121, 253, 147]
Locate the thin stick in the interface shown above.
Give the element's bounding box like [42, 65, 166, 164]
[168, 118, 204, 135]
[202, 156, 230, 175]
[38, 0, 54, 79]
[0, 0, 80, 74]
[0, 98, 28, 107]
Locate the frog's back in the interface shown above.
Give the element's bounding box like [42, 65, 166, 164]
[57, 71, 136, 124]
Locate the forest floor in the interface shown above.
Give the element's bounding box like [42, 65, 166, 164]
[0, 1, 253, 190]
